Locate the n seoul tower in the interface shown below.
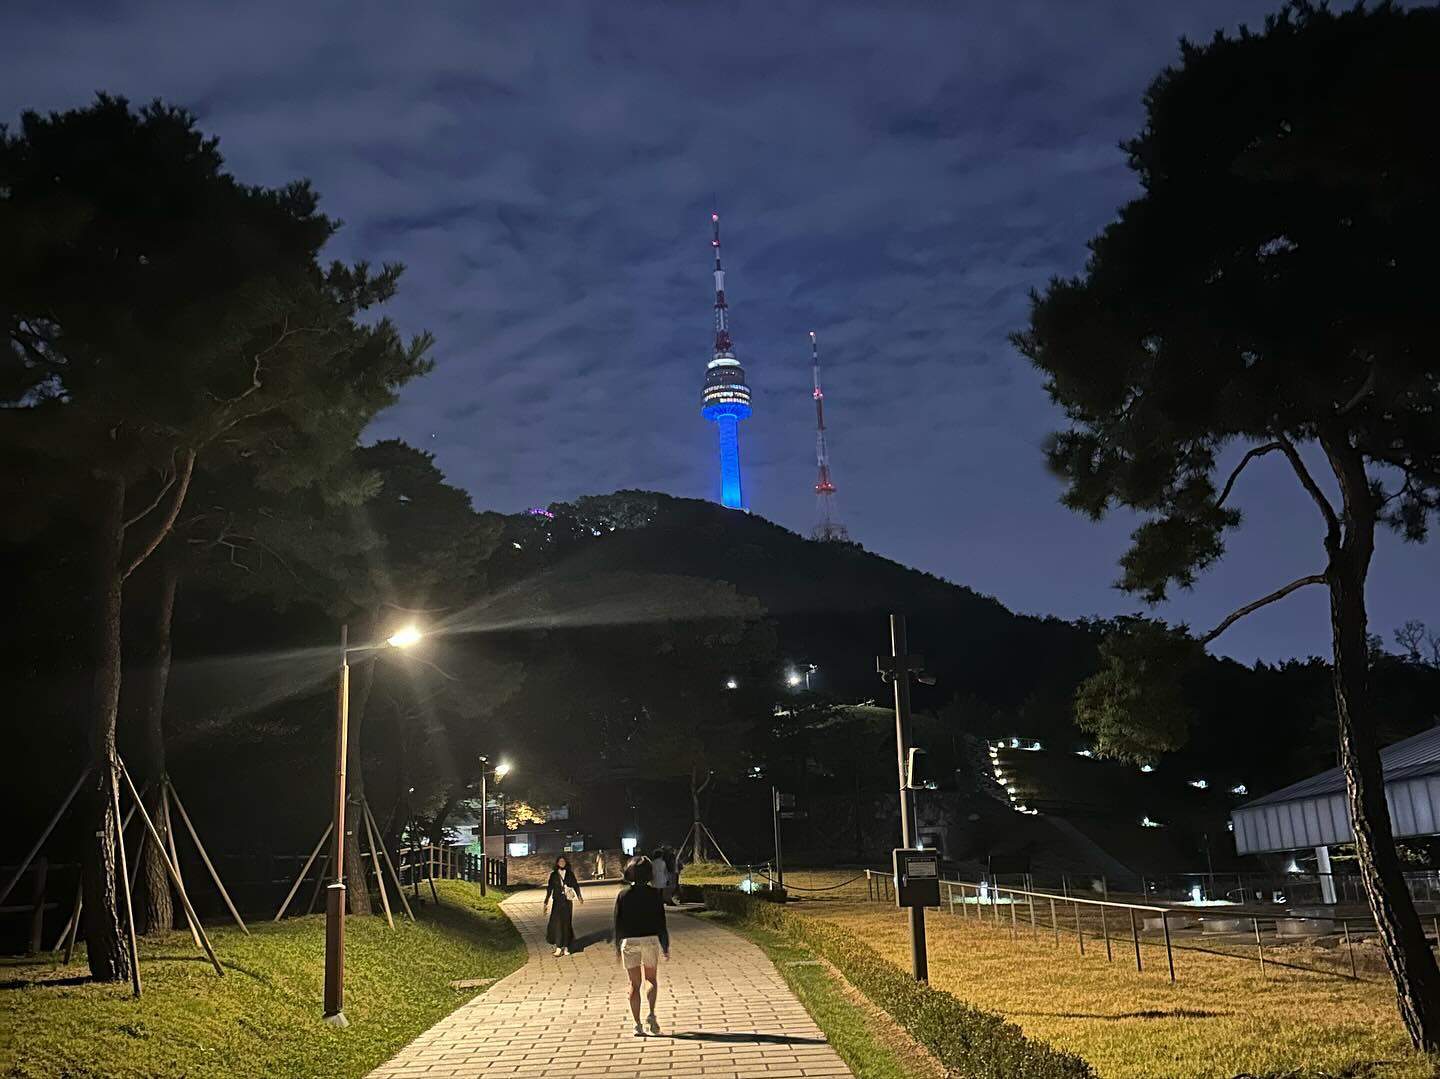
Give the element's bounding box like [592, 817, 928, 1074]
[700, 213, 752, 510]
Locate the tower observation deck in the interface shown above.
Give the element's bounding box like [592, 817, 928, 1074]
[700, 212, 752, 510]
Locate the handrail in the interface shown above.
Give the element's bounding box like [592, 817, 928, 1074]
[939, 878, 1170, 914]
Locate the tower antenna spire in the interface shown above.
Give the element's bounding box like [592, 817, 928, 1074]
[700, 209, 752, 510]
[810, 330, 848, 542]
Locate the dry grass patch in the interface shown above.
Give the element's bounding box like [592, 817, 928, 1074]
[792, 894, 1433, 1079]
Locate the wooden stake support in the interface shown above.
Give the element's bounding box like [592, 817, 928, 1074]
[51, 781, 147, 960]
[166, 778, 247, 934]
[362, 808, 394, 929]
[363, 799, 413, 921]
[161, 786, 204, 951]
[118, 758, 223, 977]
[275, 823, 332, 922]
[110, 764, 143, 999]
[0, 769, 89, 907]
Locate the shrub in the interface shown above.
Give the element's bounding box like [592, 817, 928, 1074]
[704, 888, 1096, 1079]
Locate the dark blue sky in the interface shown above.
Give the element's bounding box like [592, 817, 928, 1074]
[7, 2, 1433, 662]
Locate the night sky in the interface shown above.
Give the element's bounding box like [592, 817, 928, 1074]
[7, 2, 1433, 663]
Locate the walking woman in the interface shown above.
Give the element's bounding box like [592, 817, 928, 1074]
[543, 855, 583, 956]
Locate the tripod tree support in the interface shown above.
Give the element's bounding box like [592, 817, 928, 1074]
[110, 766, 143, 998]
[276, 823, 333, 922]
[0, 769, 89, 908]
[51, 785, 149, 962]
[166, 778, 248, 933]
[118, 758, 223, 977]
[363, 799, 414, 921]
[362, 806, 394, 929]
[162, 788, 204, 952]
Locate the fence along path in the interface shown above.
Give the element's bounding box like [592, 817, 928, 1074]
[861, 870, 1420, 984]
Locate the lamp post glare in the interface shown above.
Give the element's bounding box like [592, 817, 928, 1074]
[386, 624, 423, 649]
[494, 761, 512, 778]
[725, 677, 738, 690]
[325, 622, 424, 1027]
[786, 671, 802, 687]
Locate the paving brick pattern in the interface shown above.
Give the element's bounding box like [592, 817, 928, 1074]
[368, 884, 853, 1079]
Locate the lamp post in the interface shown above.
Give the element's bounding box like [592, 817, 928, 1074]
[476, 757, 511, 897]
[324, 622, 422, 1027]
[786, 664, 818, 691]
[877, 614, 934, 983]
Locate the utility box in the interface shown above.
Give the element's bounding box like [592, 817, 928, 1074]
[893, 848, 941, 908]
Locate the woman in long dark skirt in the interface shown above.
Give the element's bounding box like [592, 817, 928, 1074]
[543, 855, 583, 956]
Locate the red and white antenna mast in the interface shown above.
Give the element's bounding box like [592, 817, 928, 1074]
[809, 331, 848, 542]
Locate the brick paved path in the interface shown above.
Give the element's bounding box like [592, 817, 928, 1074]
[368, 884, 853, 1079]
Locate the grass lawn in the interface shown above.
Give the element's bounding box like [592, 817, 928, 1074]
[779, 887, 1434, 1079]
[697, 909, 938, 1079]
[0, 880, 526, 1079]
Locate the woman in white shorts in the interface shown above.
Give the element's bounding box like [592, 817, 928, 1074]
[613, 855, 670, 1036]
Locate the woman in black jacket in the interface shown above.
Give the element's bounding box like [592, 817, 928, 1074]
[543, 855, 583, 955]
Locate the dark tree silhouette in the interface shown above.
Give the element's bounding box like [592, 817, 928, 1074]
[1014, 3, 1440, 1047]
[0, 96, 429, 977]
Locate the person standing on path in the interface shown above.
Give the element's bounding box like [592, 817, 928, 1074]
[614, 856, 669, 1037]
[649, 847, 669, 896]
[543, 855, 583, 956]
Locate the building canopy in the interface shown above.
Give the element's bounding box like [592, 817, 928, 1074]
[1231, 726, 1440, 855]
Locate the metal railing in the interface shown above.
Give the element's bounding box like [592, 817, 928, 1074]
[986, 868, 1440, 909]
[860, 870, 1434, 984]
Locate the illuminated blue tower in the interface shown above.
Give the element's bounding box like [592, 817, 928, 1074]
[700, 212, 752, 509]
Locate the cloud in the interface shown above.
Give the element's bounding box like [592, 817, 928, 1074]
[7, 0, 1426, 662]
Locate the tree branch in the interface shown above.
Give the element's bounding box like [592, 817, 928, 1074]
[1200, 573, 1326, 645]
[1336, 364, 1376, 416]
[122, 448, 196, 580]
[1216, 441, 1284, 509]
[1276, 435, 1341, 550]
[121, 464, 179, 531]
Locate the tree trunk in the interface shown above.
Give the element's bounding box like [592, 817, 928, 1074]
[1329, 558, 1440, 1048]
[343, 646, 377, 916]
[1323, 434, 1440, 1050]
[428, 794, 460, 849]
[138, 551, 179, 935]
[690, 768, 708, 863]
[80, 477, 131, 982]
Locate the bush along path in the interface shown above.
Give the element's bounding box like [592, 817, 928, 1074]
[0, 881, 527, 1079]
[368, 883, 853, 1079]
[704, 888, 1097, 1079]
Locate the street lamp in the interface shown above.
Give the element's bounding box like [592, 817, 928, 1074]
[786, 663, 818, 691]
[325, 622, 422, 1028]
[476, 757, 512, 897]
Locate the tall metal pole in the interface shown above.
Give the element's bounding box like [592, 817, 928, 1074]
[478, 761, 488, 897]
[323, 624, 351, 1026]
[886, 614, 928, 983]
[771, 786, 784, 891]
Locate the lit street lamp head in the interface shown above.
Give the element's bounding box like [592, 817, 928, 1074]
[494, 761, 512, 778]
[786, 671, 802, 687]
[386, 625, 423, 649]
